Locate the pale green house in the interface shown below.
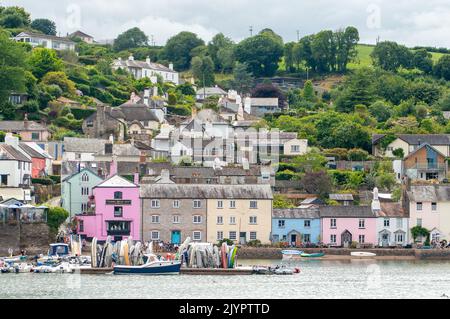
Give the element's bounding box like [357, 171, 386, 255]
[61, 168, 103, 217]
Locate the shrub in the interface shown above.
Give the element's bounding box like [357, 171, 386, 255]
[46, 206, 69, 233]
[48, 175, 61, 184]
[31, 178, 54, 185]
[347, 148, 369, 161]
[21, 100, 39, 113]
[218, 239, 234, 246]
[392, 148, 405, 159]
[276, 169, 298, 181]
[247, 240, 262, 247]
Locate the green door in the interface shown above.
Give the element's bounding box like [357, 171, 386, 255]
[171, 231, 181, 244]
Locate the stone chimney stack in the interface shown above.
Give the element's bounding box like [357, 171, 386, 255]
[109, 156, 118, 178]
[146, 56, 151, 64]
[169, 63, 174, 71]
[371, 187, 381, 213]
[134, 167, 139, 185]
[128, 54, 134, 61]
[5, 133, 19, 149]
[144, 88, 150, 106]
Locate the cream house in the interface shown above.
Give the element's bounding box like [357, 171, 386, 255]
[206, 185, 273, 245]
[372, 134, 450, 158]
[283, 139, 308, 156]
[407, 185, 450, 243]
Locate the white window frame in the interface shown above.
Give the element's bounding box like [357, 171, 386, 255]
[330, 234, 337, 244]
[173, 200, 180, 209]
[217, 200, 223, 209]
[193, 215, 202, 224]
[151, 215, 160, 224]
[250, 232, 257, 240]
[330, 219, 337, 228]
[217, 231, 224, 241]
[249, 216, 257, 225]
[193, 231, 202, 241]
[193, 200, 202, 209]
[217, 216, 223, 225]
[250, 200, 258, 209]
[229, 200, 236, 209]
[151, 200, 160, 209]
[229, 216, 236, 225]
[359, 219, 365, 229]
[172, 215, 180, 224]
[229, 231, 237, 240]
[150, 231, 160, 240]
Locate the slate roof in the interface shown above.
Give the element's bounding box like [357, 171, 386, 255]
[110, 104, 160, 122]
[250, 98, 279, 107]
[407, 185, 450, 202]
[273, 208, 320, 219]
[0, 145, 31, 162]
[0, 121, 48, 132]
[196, 87, 227, 96]
[64, 137, 109, 153]
[319, 206, 376, 218]
[19, 143, 45, 159]
[69, 30, 94, 39]
[62, 167, 102, 182]
[113, 58, 175, 73]
[372, 134, 450, 146]
[377, 202, 408, 218]
[329, 194, 354, 201]
[140, 184, 273, 199]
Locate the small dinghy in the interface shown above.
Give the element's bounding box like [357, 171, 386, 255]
[114, 254, 181, 275]
[301, 252, 325, 258]
[351, 252, 376, 257]
[281, 250, 303, 258]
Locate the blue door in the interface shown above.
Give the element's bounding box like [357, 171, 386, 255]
[171, 231, 181, 244]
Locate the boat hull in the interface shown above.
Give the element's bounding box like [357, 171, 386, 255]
[301, 253, 325, 258]
[113, 262, 181, 275]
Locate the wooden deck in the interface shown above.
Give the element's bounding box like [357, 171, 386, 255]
[79, 267, 253, 275]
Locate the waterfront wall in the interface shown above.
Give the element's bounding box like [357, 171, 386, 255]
[0, 223, 51, 255]
[238, 247, 438, 259]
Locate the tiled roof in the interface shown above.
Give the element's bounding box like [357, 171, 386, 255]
[250, 98, 279, 107]
[273, 208, 320, 219]
[113, 58, 175, 73]
[407, 185, 450, 202]
[319, 206, 376, 218]
[19, 143, 45, 159]
[329, 194, 354, 201]
[377, 202, 408, 218]
[95, 175, 138, 188]
[196, 87, 227, 96]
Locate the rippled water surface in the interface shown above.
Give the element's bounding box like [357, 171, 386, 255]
[1, 259, 450, 299]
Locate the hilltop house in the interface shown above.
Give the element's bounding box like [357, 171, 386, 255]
[244, 97, 283, 117]
[272, 208, 321, 245]
[61, 168, 103, 217]
[82, 90, 165, 142]
[402, 143, 448, 182]
[196, 86, 227, 101]
[14, 31, 76, 51]
[69, 30, 94, 44]
[0, 117, 50, 142]
[372, 134, 450, 158]
[112, 55, 179, 85]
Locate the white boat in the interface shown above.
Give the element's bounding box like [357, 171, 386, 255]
[351, 252, 377, 257]
[281, 250, 303, 258]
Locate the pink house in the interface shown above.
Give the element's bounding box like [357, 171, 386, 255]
[320, 206, 377, 247]
[78, 173, 141, 242]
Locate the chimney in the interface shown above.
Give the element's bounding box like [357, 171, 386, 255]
[371, 187, 381, 212]
[24, 113, 29, 129]
[144, 88, 150, 106]
[5, 133, 19, 149]
[128, 54, 134, 61]
[109, 134, 114, 144]
[146, 56, 151, 64]
[109, 156, 117, 177]
[134, 168, 139, 185]
[169, 63, 174, 71]
[158, 169, 173, 184]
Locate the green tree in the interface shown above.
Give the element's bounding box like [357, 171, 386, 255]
[434, 55, 450, 81]
[28, 48, 63, 79]
[273, 194, 295, 209]
[368, 100, 392, 122]
[234, 33, 283, 77]
[113, 27, 148, 52]
[31, 18, 57, 35]
[46, 206, 69, 233]
[207, 33, 234, 72]
[371, 41, 413, 71]
[0, 32, 27, 105]
[335, 68, 376, 113]
[412, 49, 433, 74]
[301, 171, 332, 198]
[302, 80, 316, 102]
[164, 32, 205, 71]
[0, 6, 31, 28]
[41, 71, 77, 96]
[191, 55, 215, 87]
[232, 62, 254, 94]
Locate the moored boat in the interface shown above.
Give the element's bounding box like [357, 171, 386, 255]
[281, 250, 304, 257]
[113, 254, 181, 275]
[301, 252, 325, 258]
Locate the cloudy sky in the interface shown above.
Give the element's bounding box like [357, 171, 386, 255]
[3, 0, 450, 47]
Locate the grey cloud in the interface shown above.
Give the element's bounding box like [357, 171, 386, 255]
[2, 0, 450, 47]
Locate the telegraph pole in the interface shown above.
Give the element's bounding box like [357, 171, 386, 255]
[297, 30, 300, 41]
[249, 26, 253, 37]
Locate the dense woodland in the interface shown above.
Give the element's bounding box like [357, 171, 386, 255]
[1, 5, 450, 202]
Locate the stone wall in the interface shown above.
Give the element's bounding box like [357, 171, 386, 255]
[0, 222, 51, 256]
[34, 184, 61, 204]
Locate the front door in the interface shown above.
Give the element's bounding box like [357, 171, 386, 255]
[341, 230, 352, 248]
[171, 231, 181, 244]
[291, 234, 297, 245]
[382, 233, 390, 247]
[240, 232, 247, 245]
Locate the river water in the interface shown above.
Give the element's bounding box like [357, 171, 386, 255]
[1, 259, 450, 299]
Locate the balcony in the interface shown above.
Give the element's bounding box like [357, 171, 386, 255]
[405, 162, 447, 171]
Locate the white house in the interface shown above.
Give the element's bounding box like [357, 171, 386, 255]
[63, 137, 109, 163]
[0, 136, 32, 188]
[14, 32, 76, 51]
[112, 55, 179, 85]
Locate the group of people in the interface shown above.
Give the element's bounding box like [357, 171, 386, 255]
[154, 241, 179, 253]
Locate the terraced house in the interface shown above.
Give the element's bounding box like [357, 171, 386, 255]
[272, 208, 321, 245]
[140, 181, 273, 245]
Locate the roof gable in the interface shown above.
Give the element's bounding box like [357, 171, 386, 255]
[96, 175, 138, 188]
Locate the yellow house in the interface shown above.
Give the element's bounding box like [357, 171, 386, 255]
[206, 186, 273, 245]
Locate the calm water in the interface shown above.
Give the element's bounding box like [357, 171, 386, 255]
[1, 259, 450, 299]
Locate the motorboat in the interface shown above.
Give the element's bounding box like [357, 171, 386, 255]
[301, 252, 325, 258]
[281, 250, 304, 258]
[113, 254, 181, 275]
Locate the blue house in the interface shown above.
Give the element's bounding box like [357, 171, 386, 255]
[61, 168, 103, 218]
[272, 208, 321, 245]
